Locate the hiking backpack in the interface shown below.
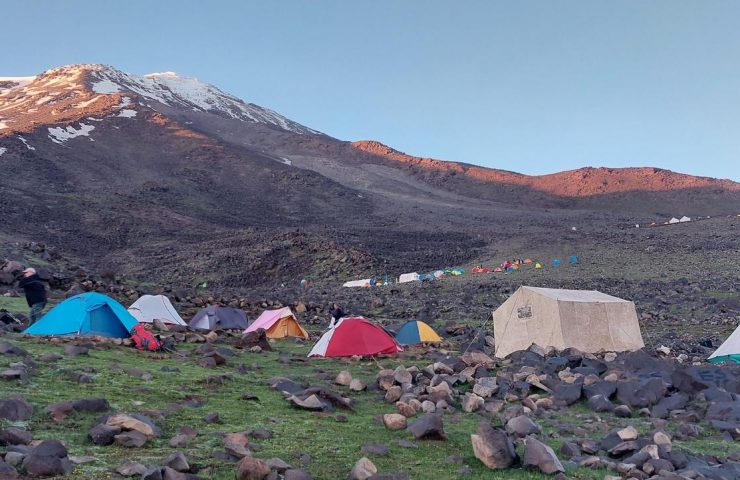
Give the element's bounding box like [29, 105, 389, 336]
[130, 324, 162, 352]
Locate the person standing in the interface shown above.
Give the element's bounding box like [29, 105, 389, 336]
[329, 303, 345, 328]
[18, 268, 47, 325]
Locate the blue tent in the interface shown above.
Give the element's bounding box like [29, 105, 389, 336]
[551, 259, 561, 266]
[395, 320, 442, 345]
[569, 255, 579, 264]
[24, 292, 138, 338]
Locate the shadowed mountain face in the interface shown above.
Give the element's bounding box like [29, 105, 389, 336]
[1, 64, 738, 288]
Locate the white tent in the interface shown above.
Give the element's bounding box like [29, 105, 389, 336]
[128, 295, 186, 326]
[342, 279, 373, 288]
[679, 216, 691, 222]
[492, 286, 644, 358]
[708, 324, 740, 364]
[668, 217, 680, 224]
[398, 272, 419, 283]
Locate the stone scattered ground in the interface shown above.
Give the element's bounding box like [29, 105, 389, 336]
[1, 326, 740, 479]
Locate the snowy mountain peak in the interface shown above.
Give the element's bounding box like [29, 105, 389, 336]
[0, 64, 320, 136]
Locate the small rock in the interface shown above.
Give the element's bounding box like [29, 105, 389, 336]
[116, 460, 147, 476]
[235, 456, 271, 480]
[163, 452, 189, 472]
[349, 457, 377, 480]
[506, 415, 541, 438]
[335, 371, 352, 386]
[383, 413, 407, 431]
[349, 379, 366, 391]
[114, 430, 148, 448]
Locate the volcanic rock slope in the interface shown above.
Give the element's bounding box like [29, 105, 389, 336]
[1, 64, 738, 287]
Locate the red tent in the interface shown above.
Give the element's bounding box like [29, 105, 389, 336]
[308, 317, 403, 357]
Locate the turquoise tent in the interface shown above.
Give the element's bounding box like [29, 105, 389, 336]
[24, 292, 138, 338]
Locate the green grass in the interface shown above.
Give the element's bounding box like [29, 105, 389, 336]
[0, 297, 29, 314]
[0, 337, 734, 479]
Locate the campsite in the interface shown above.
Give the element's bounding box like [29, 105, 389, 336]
[2, 3, 740, 479]
[1, 213, 739, 480]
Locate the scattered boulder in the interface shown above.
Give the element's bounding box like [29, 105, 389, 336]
[335, 371, 353, 386]
[0, 396, 33, 421]
[0, 427, 33, 446]
[470, 422, 518, 469]
[163, 452, 190, 472]
[349, 457, 377, 480]
[383, 413, 407, 431]
[523, 436, 564, 474]
[89, 423, 121, 446]
[21, 439, 73, 478]
[506, 415, 541, 438]
[407, 414, 446, 440]
[349, 379, 366, 391]
[116, 460, 147, 476]
[114, 430, 148, 448]
[224, 432, 251, 458]
[235, 457, 271, 480]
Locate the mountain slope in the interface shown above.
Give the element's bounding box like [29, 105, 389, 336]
[1, 63, 738, 288]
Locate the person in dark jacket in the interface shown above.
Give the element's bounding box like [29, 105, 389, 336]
[330, 303, 345, 328]
[18, 268, 47, 325]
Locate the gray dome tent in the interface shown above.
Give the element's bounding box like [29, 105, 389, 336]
[189, 306, 248, 331]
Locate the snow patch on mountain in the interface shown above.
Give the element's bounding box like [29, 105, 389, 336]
[90, 66, 320, 135]
[91, 79, 121, 94]
[18, 135, 35, 150]
[48, 123, 95, 144]
[0, 76, 36, 89]
[0, 147, 6, 157]
[118, 109, 137, 118]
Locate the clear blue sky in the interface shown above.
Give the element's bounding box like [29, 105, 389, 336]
[3, 1, 739, 180]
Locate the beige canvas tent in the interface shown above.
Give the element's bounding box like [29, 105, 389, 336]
[492, 286, 644, 358]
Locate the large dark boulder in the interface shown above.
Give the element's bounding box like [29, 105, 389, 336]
[616, 378, 667, 408]
[552, 382, 582, 405]
[0, 396, 33, 421]
[21, 440, 72, 478]
[236, 329, 272, 351]
[407, 414, 446, 440]
[0, 427, 33, 446]
[583, 381, 617, 399]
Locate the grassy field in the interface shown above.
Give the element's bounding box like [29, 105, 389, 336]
[0, 335, 735, 480]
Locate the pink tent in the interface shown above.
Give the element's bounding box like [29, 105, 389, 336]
[245, 307, 309, 339]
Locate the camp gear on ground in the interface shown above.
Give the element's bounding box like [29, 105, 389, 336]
[189, 306, 248, 331]
[128, 295, 186, 326]
[492, 286, 644, 358]
[395, 320, 443, 345]
[471, 266, 489, 273]
[245, 307, 309, 339]
[308, 316, 403, 357]
[130, 324, 162, 351]
[23, 292, 137, 338]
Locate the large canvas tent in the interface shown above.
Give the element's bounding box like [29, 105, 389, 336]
[245, 307, 309, 339]
[128, 295, 186, 326]
[308, 317, 403, 357]
[189, 306, 248, 331]
[24, 292, 137, 338]
[492, 286, 644, 358]
[708, 326, 740, 364]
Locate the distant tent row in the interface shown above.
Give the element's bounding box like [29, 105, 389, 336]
[23, 294, 307, 341]
[22, 289, 740, 365]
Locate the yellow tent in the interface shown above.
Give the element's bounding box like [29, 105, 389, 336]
[245, 307, 309, 339]
[534, 262, 542, 269]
